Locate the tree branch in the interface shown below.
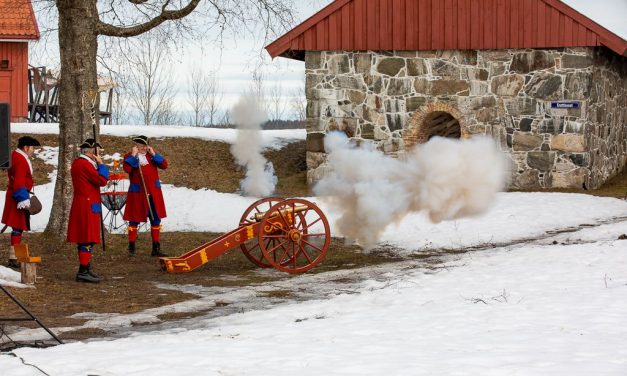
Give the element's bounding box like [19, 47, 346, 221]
[97, 0, 201, 37]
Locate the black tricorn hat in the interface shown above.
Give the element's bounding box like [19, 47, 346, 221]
[132, 135, 148, 145]
[80, 138, 103, 149]
[17, 136, 41, 148]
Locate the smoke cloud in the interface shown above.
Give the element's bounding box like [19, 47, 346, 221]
[314, 132, 508, 249]
[230, 96, 277, 197]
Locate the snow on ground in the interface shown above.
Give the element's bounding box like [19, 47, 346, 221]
[1, 230, 626, 375]
[2, 127, 626, 374]
[377, 192, 627, 252]
[10, 123, 306, 149]
[6, 170, 627, 251]
[0, 265, 24, 288]
[2, 186, 627, 374]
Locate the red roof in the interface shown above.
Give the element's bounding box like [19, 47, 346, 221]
[0, 0, 40, 40]
[266, 0, 627, 60]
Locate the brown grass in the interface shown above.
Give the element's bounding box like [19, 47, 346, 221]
[2, 134, 310, 197]
[0, 231, 397, 341]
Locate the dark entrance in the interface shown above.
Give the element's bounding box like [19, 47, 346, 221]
[423, 111, 461, 140]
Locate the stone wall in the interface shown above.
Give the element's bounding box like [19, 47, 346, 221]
[305, 47, 627, 189]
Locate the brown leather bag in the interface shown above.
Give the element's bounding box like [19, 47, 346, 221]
[27, 191, 43, 215]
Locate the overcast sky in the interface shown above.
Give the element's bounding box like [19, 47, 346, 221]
[30, 0, 627, 123]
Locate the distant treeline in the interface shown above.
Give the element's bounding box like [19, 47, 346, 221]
[205, 120, 305, 129]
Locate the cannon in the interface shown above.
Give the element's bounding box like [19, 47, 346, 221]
[159, 198, 331, 274]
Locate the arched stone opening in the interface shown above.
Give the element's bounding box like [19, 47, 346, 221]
[403, 102, 467, 149]
[422, 111, 461, 140]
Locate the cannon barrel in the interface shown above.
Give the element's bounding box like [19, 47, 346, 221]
[252, 204, 309, 222]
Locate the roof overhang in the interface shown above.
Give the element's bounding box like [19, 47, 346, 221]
[266, 0, 627, 60]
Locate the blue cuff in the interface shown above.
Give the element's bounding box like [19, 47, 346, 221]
[97, 164, 109, 180]
[152, 154, 165, 166]
[12, 187, 29, 202]
[125, 156, 139, 168]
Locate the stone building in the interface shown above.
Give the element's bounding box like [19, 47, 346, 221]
[266, 0, 627, 190]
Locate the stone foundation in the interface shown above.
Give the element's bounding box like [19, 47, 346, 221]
[305, 47, 627, 189]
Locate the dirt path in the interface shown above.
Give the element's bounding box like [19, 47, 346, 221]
[0, 231, 399, 346]
[4, 215, 626, 347]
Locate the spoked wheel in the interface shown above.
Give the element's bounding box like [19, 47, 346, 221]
[239, 197, 285, 268]
[258, 198, 331, 273]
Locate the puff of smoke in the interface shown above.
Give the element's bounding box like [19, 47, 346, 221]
[230, 96, 277, 197]
[314, 132, 508, 249]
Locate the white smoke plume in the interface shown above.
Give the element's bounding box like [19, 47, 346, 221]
[314, 132, 508, 249]
[230, 96, 277, 197]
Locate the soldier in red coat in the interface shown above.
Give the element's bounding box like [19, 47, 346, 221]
[2, 136, 41, 269]
[123, 135, 168, 257]
[67, 139, 109, 283]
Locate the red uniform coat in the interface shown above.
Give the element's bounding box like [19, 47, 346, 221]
[122, 152, 167, 222]
[67, 157, 109, 244]
[2, 150, 34, 230]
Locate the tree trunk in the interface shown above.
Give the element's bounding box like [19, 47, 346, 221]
[45, 0, 100, 243]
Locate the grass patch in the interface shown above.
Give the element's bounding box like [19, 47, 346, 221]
[0, 230, 397, 341]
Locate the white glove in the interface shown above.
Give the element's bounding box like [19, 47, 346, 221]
[17, 199, 31, 210]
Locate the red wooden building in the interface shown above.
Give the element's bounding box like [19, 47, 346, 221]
[0, 0, 39, 122]
[266, 0, 627, 190]
[267, 0, 627, 59]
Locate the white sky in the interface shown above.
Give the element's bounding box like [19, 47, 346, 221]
[29, 0, 626, 122]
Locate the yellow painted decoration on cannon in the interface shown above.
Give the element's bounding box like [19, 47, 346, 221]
[175, 262, 191, 271]
[199, 249, 208, 264]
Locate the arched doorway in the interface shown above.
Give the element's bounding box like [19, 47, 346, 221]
[422, 111, 461, 140]
[403, 102, 466, 149]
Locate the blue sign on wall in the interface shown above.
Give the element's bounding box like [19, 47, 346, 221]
[551, 101, 580, 109]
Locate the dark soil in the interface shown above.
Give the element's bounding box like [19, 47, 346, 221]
[0, 231, 398, 342]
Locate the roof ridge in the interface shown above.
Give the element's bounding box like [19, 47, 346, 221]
[266, 0, 627, 60]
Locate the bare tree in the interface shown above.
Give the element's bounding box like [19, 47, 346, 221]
[125, 34, 178, 125]
[44, 0, 296, 242]
[250, 69, 265, 100]
[268, 82, 286, 121]
[111, 89, 130, 125]
[220, 109, 232, 127]
[207, 73, 222, 126]
[186, 66, 222, 126]
[289, 81, 306, 122]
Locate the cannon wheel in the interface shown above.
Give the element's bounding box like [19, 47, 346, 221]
[239, 197, 285, 268]
[258, 198, 331, 273]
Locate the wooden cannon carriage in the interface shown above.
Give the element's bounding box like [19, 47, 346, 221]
[160, 198, 331, 274]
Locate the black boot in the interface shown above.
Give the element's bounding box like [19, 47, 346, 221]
[151, 242, 167, 257]
[76, 264, 100, 283]
[86, 263, 101, 280]
[128, 242, 136, 257]
[7, 259, 20, 269]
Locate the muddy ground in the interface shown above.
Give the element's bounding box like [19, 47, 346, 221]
[0, 231, 400, 342]
[1, 132, 626, 345]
